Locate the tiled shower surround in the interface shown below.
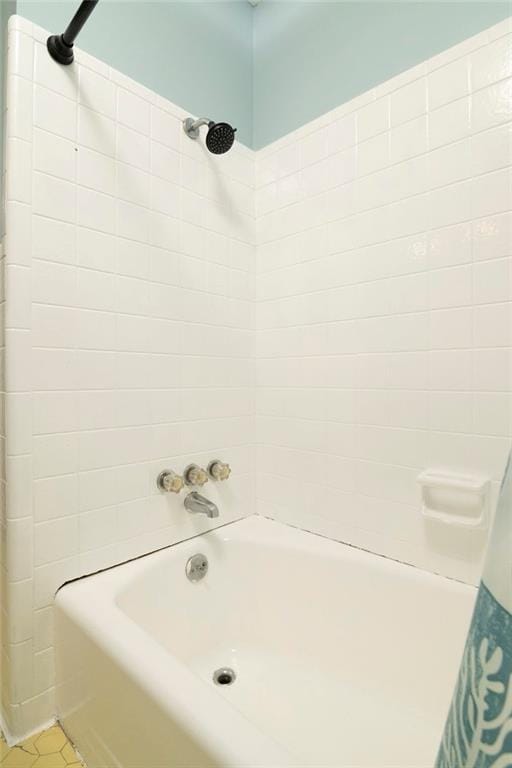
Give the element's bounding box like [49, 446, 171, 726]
[1, 15, 255, 740]
[1, 12, 511, 743]
[255, 20, 512, 586]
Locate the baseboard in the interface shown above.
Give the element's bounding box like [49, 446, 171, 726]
[0, 710, 56, 748]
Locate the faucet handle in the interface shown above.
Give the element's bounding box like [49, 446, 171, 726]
[207, 459, 231, 481]
[157, 469, 184, 494]
[184, 464, 209, 487]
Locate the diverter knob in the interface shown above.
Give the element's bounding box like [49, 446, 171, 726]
[184, 464, 209, 487]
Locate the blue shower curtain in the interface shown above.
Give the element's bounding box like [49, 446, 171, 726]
[436, 451, 512, 767]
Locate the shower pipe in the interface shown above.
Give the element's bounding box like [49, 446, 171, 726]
[47, 0, 99, 65]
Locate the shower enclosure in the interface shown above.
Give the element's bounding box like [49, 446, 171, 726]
[0, 3, 511, 765]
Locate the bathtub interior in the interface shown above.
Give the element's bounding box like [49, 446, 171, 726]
[111, 516, 475, 766]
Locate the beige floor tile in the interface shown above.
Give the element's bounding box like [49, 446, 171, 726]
[16, 741, 37, 758]
[1, 726, 79, 768]
[0, 747, 38, 768]
[59, 744, 76, 766]
[0, 738, 10, 761]
[34, 728, 67, 757]
[32, 755, 66, 768]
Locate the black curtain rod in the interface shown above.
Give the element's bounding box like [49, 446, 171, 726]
[47, 0, 99, 65]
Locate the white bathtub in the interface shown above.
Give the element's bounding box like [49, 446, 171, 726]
[56, 515, 476, 767]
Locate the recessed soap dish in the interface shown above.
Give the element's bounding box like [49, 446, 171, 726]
[417, 470, 490, 529]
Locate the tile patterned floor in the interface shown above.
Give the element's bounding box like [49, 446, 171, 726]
[0, 725, 82, 767]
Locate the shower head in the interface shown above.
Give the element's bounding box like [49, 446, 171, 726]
[206, 122, 236, 155]
[183, 117, 237, 155]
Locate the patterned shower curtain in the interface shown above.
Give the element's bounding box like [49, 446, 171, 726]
[436, 451, 512, 768]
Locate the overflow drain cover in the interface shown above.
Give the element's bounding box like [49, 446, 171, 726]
[213, 667, 236, 686]
[186, 554, 208, 582]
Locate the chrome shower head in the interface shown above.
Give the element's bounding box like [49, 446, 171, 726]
[183, 117, 237, 155]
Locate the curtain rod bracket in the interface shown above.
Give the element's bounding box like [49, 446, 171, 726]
[47, 0, 99, 65]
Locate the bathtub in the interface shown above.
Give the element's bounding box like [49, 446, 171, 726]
[55, 515, 476, 767]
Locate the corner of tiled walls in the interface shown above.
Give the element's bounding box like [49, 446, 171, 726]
[1, 14, 255, 741]
[254, 18, 512, 587]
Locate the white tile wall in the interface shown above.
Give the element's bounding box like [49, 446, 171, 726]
[1, 16, 255, 741]
[254, 20, 512, 591]
[2, 10, 512, 747]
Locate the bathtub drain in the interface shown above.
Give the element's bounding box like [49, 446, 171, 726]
[213, 667, 236, 686]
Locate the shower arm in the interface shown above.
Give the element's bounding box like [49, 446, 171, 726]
[183, 117, 213, 140]
[47, 0, 99, 65]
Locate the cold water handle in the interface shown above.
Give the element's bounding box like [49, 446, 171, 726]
[207, 459, 231, 481]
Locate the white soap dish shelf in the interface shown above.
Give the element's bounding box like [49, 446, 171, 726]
[417, 469, 490, 529]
